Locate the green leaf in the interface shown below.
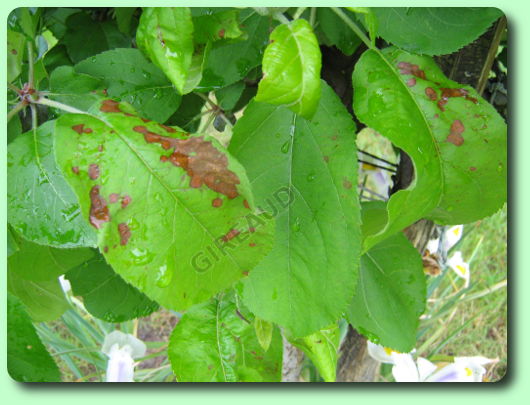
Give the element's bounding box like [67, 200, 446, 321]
[192, 9, 243, 44]
[254, 317, 273, 352]
[7, 294, 61, 382]
[168, 292, 282, 382]
[50, 66, 103, 112]
[54, 99, 274, 311]
[136, 7, 194, 94]
[42, 8, 80, 40]
[75, 48, 181, 122]
[199, 9, 272, 91]
[62, 12, 131, 63]
[289, 323, 340, 382]
[8, 232, 94, 282]
[7, 227, 20, 257]
[215, 81, 245, 111]
[8, 121, 97, 247]
[346, 232, 426, 352]
[66, 255, 159, 322]
[114, 7, 137, 34]
[353, 48, 506, 246]
[317, 8, 362, 55]
[166, 93, 206, 132]
[182, 42, 211, 94]
[372, 7, 503, 56]
[230, 82, 361, 337]
[256, 19, 322, 119]
[347, 7, 378, 46]
[7, 111, 22, 145]
[7, 29, 26, 82]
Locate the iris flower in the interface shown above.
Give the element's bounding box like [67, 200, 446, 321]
[447, 251, 470, 286]
[102, 331, 146, 382]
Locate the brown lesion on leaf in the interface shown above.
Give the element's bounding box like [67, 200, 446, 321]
[100, 99, 136, 118]
[71, 166, 80, 175]
[425, 87, 437, 101]
[118, 223, 131, 245]
[109, 193, 120, 203]
[212, 197, 223, 208]
[397, 61, 426, 80]
[71, 124, 93, 134]
[437, 88, 478, 111]
[243, 200, 250, 209]
[406, 78, 416, 87]
[132, 125, 241, 199]
[88, 164, 100, 180]
[342, 177, 352, 189]
[221, 229, 240, 242]
[89, 185, 110, 229]
[469, 166, 477, 171]
[446, 119, 465, 146]
[121, 195, 132, 208]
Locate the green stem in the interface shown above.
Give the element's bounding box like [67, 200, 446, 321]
[330, 7, 372, 50]
[273, 11, 290, 25]
[27, 42, 35, 89]
[7, 82, 20, 94]
[7, 102, 26, 122]
[310, 7, 316, 27]
[196, 92, 233, 130]
[35, 97, 87, 115]
[293, 7, 307, 20]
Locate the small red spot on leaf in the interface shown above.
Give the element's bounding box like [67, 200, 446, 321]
[446, 119, 465, 146]
[469, 167, 477, 171]
[100, 99, 122, 113]
[88, 164, 100, 180]
[118, 223, 131, 246]
[121, 195, 131, 208]
[343, 178, 352, 189]
[249, 242, 256, 247]
[98, 144, 104, 152]
[89, 185, 110, 229]
[437, 88, 478, 111]
[218, 28, 225, 38]
[158, 123, 176, 133]
[109, 193, 120, 203]
[71, 124, 92, 134]
[425, 87, 437, 101]
[397, 61, 426, 80]
[243, 200, 250, 209]
[103, 246, 109, 253]
[249, 227, 256, 233]
[11, 49, 17, 55]
[72, 166, 80, 175]
[323, 156, 329, 163]
[212, 197, 223, 208]
[242, 270, 249, 276]
[406, 78, 416, 87]
[222, 229, 240, 242]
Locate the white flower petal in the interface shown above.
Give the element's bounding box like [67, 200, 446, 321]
[428, 363, 463, 382]
[391, 353, 419, 382]
[102, 330, 146, 359]
[58, 275, 71, 293]
[106, 346, 135, 382]
[367, 341, 396, 364]
[444, 225, 463, 251]
[416, 357, 437, 381]
[447, 251, 470, 281]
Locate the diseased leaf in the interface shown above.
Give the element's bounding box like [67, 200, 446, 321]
[62, 12, 131, 63]
[8, 121, 97, 247]
[317, 8, 362, 55]
[192, 9, 243, 44]
[7, 294, 61, 382]
[7, 29, 25, 82]
[66, 255, 159, 322]
[346, 232, 426, 352]
[289, 323, 340, 382]
[168, 292, 282, 382]
[372, 7, 503, 56]
[136, 7, 193, 94]
[353, 48, 507, 250]
[54, 99, 274, 311]
[75, 48, 181, 122]
[256, 19, 322, 119]
[199, 9, 272, 91]
[230, 82, 361, 337]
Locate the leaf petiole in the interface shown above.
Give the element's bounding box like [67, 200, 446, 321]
[330, 7, 373, 50]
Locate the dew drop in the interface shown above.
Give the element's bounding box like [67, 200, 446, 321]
[155, 264, 173, 288]
[281, 140, 290, 154]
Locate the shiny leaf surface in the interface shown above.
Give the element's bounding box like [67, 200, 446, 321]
[55, 99, 274, 311]
[230, 82, 361, 337]
[256, 19, 322, 119]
